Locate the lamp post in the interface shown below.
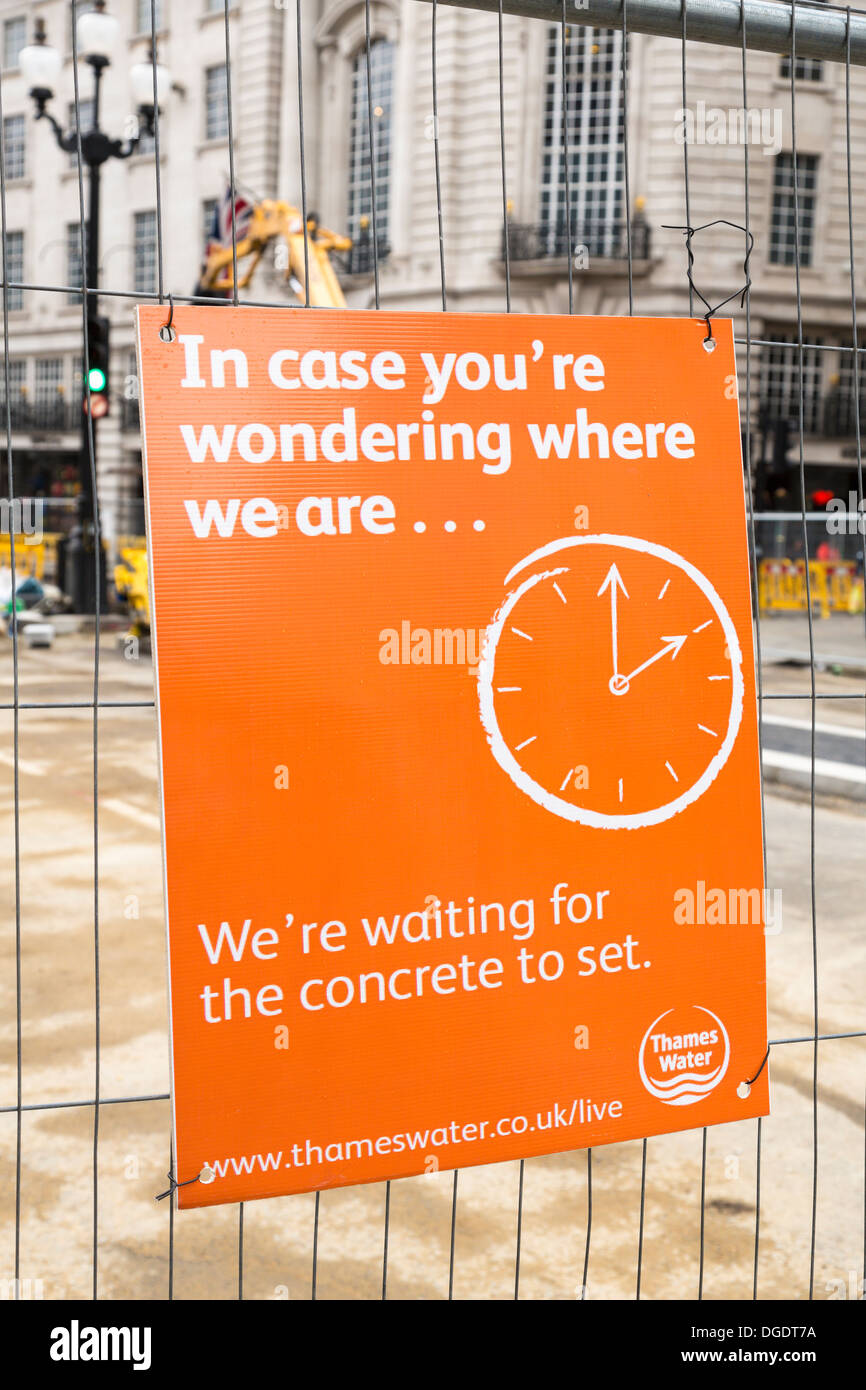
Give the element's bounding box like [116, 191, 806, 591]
[19, 3, 170, 613]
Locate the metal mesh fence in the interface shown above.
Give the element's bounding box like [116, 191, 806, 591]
[1, 0, 864, 1301]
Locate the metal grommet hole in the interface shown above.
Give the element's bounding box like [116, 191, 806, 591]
[199, 1164, 216, 1184]
[737, 1081, 751, 1099]
[159, 324, 176, 344]
[703, 337, 716, 353]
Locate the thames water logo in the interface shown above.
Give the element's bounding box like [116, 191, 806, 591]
[638, 1006, 730, 1106]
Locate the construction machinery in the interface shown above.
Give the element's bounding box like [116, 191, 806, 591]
[194, 200, 353, 308]
[116, 203, 354, 633]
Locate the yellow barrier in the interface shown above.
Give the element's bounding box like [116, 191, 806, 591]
[0, 533, 63, 583]
[758, 557, 865, 617]
[114, 545, 150, 631]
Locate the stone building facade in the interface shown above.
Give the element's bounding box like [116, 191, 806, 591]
[1, 0, 863, 551]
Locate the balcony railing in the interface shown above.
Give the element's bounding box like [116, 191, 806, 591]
[820, 392, 866, 439]
[503, 218, 651, 264]
[759, 395, 866, 439]
[0, 398, 80, 432]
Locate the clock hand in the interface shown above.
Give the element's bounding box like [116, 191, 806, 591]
[596, 563, 629, 679]
[623, 633, 688, 685]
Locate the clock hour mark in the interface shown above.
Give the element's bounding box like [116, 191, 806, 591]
[552, 581, 567, 604]
[515, 735, 537, 752]
[618, 778, 624, 803]
[497, 686, 522, 693]
[560, 768, 574, 791]
[657, 579, 671, 600]
[697, 723, 718, 737]
[708, 674, 731, 681]
[665, 761, 679, 782]
[693, 619, 713, 633]
[511, 626, 533, 641]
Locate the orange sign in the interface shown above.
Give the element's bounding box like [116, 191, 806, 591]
[136, 307, 768, 1209]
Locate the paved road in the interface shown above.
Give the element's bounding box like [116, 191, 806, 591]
[757, 612, 866, 675]
[754, 653, 866, 798]
[760, 711, 866, 798]
[0, 633, 862, 1300]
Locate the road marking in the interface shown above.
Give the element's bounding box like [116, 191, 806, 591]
[511, 627, 533, 641]
[761, 749, 866, 785]
[665, 761, 678, 782]
[102, 797, 161, 830]
[762, 712, 866, 740]
[515, 735, 537, 752]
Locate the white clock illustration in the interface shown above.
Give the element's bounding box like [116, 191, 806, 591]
[477, 534, 745, 829]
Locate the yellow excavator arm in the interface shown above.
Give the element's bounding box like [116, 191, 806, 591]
[197, 200, 353, 308]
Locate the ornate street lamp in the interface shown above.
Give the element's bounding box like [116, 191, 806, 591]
[19, 3, 170, 613]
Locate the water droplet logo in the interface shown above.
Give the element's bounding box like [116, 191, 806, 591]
[639, 1006, 730, 1106]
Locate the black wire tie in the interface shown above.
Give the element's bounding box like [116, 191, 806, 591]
[740, 1044, 772, 1096]
[158, 292, 175, 342]
[155, 1165, 210, 1201]
[661, 219, 754, 347]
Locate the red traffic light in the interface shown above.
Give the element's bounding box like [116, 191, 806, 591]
[83, 394, 109, 420]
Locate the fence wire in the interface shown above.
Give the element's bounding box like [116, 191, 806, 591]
[1, 0, 864, 1301]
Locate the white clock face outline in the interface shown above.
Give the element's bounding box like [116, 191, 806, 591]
[477, 534, 745, 830]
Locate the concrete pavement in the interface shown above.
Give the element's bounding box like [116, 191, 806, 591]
[0, 633, 862, 1299]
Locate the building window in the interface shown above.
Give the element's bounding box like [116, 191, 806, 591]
[770, 153, 818, 266]
[537, 25, 625, 258]
[205, 64, 229, 141]
[67, 222, 88, 305]
[67, 99, 95, 168]
[0, 359, 26, 412]
[346, 39, 394, 269]
[136, 0, 164, 34]
[780, 56, 823, 81]
[134, 210, 158, 293]
[135, 108, 159, 157]
[760, 335, 825, 435]
[2, 114, 26, 181]
[202, 198, 219, 247]
[35, 359, 65, 425]
[3, 16, 27, 70]
[3, 230, 24, 311]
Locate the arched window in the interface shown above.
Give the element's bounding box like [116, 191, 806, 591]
[346, 38, 394, 271]
[540, 26, 624, 257]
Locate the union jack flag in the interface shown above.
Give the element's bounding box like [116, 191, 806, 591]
[209, 185, 254, 248]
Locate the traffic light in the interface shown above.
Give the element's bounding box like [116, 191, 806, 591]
[83, 315, 110, 419]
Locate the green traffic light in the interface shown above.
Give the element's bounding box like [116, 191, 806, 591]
[87, 366, 107, 393]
